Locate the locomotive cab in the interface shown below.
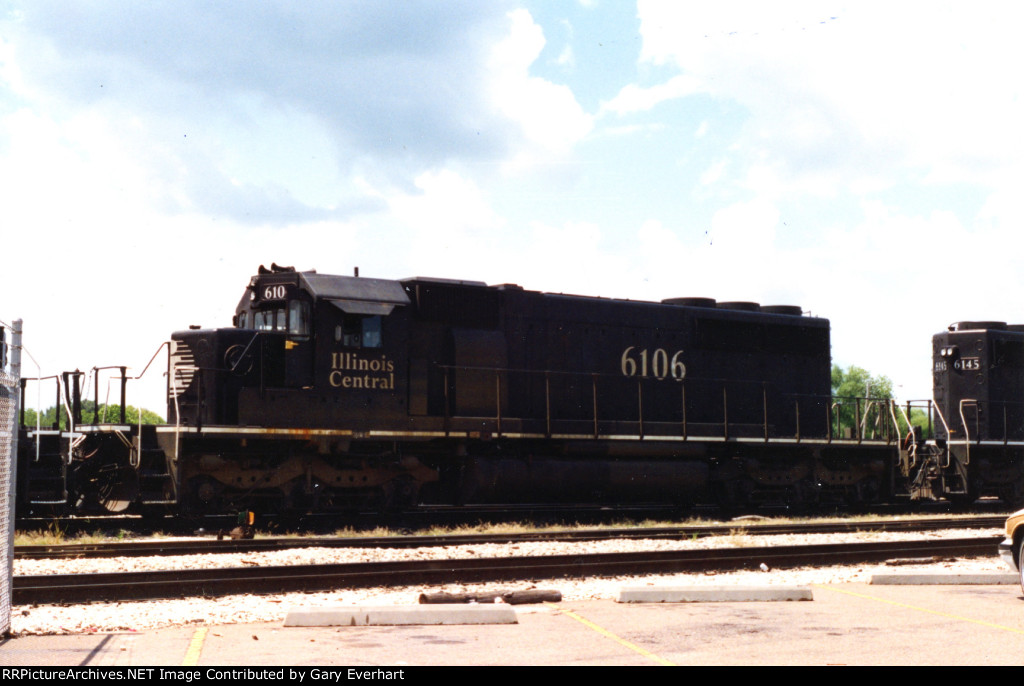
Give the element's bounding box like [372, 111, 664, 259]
[929, 321, 1024, 504]
[169, 264, 412, 429]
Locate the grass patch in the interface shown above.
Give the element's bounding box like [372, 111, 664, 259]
[14, 525, 105, 546]
[13, 522, 172, 546]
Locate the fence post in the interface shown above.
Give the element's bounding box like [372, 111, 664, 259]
[2, 319, 22, 637]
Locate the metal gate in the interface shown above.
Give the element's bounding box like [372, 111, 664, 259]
[0, 320, 21, 637]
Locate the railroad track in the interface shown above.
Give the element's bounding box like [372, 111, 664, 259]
[13, 536, 1003, 605]
[14, 497, 1012, 538]
[15, 515, 1006, 560]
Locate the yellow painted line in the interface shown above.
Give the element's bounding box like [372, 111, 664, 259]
[545, 603, 675, 666]
[813, 585, 1024, 635]
[182, 627, 208, 665]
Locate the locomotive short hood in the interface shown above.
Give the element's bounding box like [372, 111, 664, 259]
[237, 268, 411, 317]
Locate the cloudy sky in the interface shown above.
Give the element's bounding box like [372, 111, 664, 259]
[3, 1, 1024, 413]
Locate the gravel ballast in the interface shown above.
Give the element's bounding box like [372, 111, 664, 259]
[10, 528, 1009, 635]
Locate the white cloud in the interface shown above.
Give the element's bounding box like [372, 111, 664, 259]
[390, 169, 503, 236]
[699, 158, 728, 187]
[635, 2, 1024, 194]
[600, 74, 704, 116]
[489, 9, 593, 162]
[708, 198, 779, 251]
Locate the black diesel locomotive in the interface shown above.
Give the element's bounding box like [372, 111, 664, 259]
[14, 265, 1024, 516]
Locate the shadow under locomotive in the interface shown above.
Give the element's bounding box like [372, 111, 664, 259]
[14, 265, 1024, 517]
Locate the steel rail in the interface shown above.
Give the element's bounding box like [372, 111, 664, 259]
[12, 536, 1002, 605]
[14, 516, 1005, 560]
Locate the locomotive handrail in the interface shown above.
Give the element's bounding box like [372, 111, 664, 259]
[136, 340, 171, 381]
[892, 401, 917, 473]
[75, 343, 174, 470]
[988, 397, 1024, 443]
[437, 362, 861, 443]
[891, 400, 910, 448]
[71, 342, 172, 423]
[931, 396, 951, 442]
[825, 394, 902, 444]
[859, 400, 892, 442]
[227, 332, 263, 375]
[59, 370, 83, 465]
[545, 371, 551, 438]
[855, 398, 861, 442]
[681, 382, 688, 440]
[438, 362, 746, 441]
[762, 384, 768, 442]
[19, 373, 60, 463]
[60, 370, 81, 428]
[829, 401, 849, 441]
[435, 362, 910, 445]
[638, 377, 645, 440]
[722, 385, 728, 440]
[436, 362, 812, 387]
[89, 365, 129, 424]
[957, 398, 977, 466]
[170, 362, 184, 467]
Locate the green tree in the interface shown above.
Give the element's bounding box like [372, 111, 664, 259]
[20, 401, 164, 429]
[830, 364, 895, 439]
[831, 364, 894, 400]
[900, 407, 934, 439]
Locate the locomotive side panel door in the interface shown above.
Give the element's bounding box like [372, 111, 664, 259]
[316, 299, 409, 427]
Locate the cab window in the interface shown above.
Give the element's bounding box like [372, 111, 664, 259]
[250, 301, 310, 336]
[335, 315, 382, 348]
[288, 300, 310, 337]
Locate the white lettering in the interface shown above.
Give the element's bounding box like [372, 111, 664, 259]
[620, 347, 686, 381]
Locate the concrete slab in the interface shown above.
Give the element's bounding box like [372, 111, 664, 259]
[616, 585, 813, 603]
[6, 585, 1024, 665]
[871, 573, 1019, 585]
[283, 603, 518, 627]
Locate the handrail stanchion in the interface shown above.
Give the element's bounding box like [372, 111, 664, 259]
[794, 399, 800, 442]
[637, 379, 644, 440]
[495, 370, 502, 437]
[722, 385, 728, 440]
[545, 371, 551, 438]
[681, 382, 687, 440]
[762, 384, 768, 442]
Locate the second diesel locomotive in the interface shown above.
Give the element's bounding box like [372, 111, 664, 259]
[14, 265, 1024, 516]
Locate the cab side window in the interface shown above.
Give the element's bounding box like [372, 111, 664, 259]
[335, 315, 382, 348]
[288, 301, 310, 337]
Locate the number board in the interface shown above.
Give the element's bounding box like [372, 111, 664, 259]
[259, 284, 290, 302]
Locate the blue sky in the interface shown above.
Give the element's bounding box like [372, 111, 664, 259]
[3, 1, 1024, 412]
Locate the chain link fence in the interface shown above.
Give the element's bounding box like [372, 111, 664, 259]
[1, 320, 20, 637]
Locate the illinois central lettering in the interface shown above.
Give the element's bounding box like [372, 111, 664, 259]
[329, 352, 396, 390]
